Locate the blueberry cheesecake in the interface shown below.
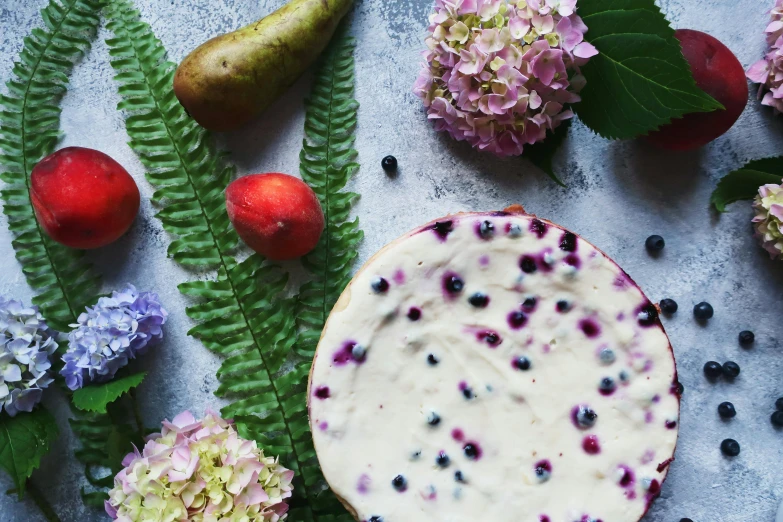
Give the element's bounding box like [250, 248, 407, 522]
[309, 209, 680, 522]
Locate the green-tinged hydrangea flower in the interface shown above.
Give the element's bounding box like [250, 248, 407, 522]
[106, 410, 294, 522]
[753, 183, 783, 259]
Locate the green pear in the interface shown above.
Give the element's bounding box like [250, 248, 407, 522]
[173, 0, 353, 131]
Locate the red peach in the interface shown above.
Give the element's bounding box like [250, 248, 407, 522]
[30, 147, 140, 249]
[225, 173, 324, 260]
[646, 29, 748, 151]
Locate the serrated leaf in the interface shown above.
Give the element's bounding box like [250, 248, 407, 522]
[523, 118, 571, 186]
[0, 407, 59, 498]
[104, 2, 351, 519]
[711, 157, 783, 212]
[575, 0, 723, 140]
[0, 0, 104, 332]
[72, 372, 147, 413]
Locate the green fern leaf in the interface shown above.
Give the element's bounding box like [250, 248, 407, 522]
[0, 0, 104, 332]
[104, 2, 350, 519]
[290, 34, 363, 520]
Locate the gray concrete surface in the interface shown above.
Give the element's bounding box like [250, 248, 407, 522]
[1, 0, 782, 521]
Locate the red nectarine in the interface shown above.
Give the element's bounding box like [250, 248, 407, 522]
[646, 29, 748, 151]
[30, 147, 140, 249]
[225, 173, 324, 260]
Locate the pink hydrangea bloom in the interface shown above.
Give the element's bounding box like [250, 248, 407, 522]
[747, 0, 783, 113]
[414, 0, 597, 157]
[105, 410, 294, 522]
[753, 183, 783, 259]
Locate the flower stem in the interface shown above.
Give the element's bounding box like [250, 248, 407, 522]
[26, 479, 61, 522]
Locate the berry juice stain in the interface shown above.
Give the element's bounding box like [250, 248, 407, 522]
[314, 386, 330, 399]
[333, 341, 366, 365]
[582, 435, 601, 455]
[530, 218, 548, 238]
[579, 319, 601, 338]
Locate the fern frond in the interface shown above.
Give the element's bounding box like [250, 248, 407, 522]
[0, 0, 104, 332]
[297, 37, 363, 359]
[104, 2, 350, 519]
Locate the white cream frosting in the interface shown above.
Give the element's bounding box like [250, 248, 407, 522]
[309, 211, 679, 522]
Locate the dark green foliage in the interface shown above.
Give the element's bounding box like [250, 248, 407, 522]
[575, 0, 722, 139]
[711, 157, 783, 212]
[0, 406, 59, 498]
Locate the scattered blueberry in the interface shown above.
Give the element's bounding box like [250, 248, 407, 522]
[462, 387, 475, 400]
[637, 302, 659, 327]
[560, 232, 577, 252]
[771, 411, 783, 427]
[556, 300, 570, 313]
[720, 438, 740, 457]
[481, 331, 501, 346]
[534, 460, 552, 482]
[463, 443, 479, 459]
[522, 297, 537, 312]
[513, 356, 532, 371]
[427, 353, 439, 365]
[508, 310, 528, 329]
[371, 277, 389, 293]
[645, 235, 665, 252]
[520, 255, 537, 274]
[573, 405, 598, 429]
[436, 451, 451, 468]
[599, 377, 616, 395]
[776, 398, 783, 411]
[680, 519, 694, 522]
[599, 348, 616, 365]
[407, 307, 422, 321]
[351, 344, 367, 361]
[369, 517, 383, 522]
[618, 370, 630, 383]
[478, 220, 495, 239]
[444, 274, 464, 294]
[693, 302, 714, 320]
[468, 293, 489, 308]
[427, 411, 441, 426]
[722, 361, 740, 379]
[381, 155, 397, 172]
[738, 330, 755, 346]
[431, 220, 454, 240]
[391, 475, 407, 491]
[718, 402, 736, 419]
[703, 361, 722, 380]
[454, 470, 466, 483]
[660, 298, 678, 315]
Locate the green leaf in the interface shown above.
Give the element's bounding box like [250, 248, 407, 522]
[0, 0, 104, 332]
[72, 372, 147, 413]
[69, 401, 140, 504]
[575, 0, 723, 140]
[0, 407, 59, 498]
[711, 157, 783, 212]
[523, 119, 571, 186]
[104, 2, 351, 519]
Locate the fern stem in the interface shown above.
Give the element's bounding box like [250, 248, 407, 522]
[128, 388, 145, 437]
[104, 2, 320, 514]
[26, 479, 61, 522]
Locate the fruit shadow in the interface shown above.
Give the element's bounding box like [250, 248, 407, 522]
[424, 127, 573, 207]
[214, 70, 315, 175]
[608, 138, 704, 214]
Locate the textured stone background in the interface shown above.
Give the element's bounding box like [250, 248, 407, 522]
[1, 0, 783, 520]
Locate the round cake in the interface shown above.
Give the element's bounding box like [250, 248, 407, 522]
[308, 209, 680, 522]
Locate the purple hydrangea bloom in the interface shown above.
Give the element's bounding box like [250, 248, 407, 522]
[0, 297, 58, 417]
[60, 284, 167, 390]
